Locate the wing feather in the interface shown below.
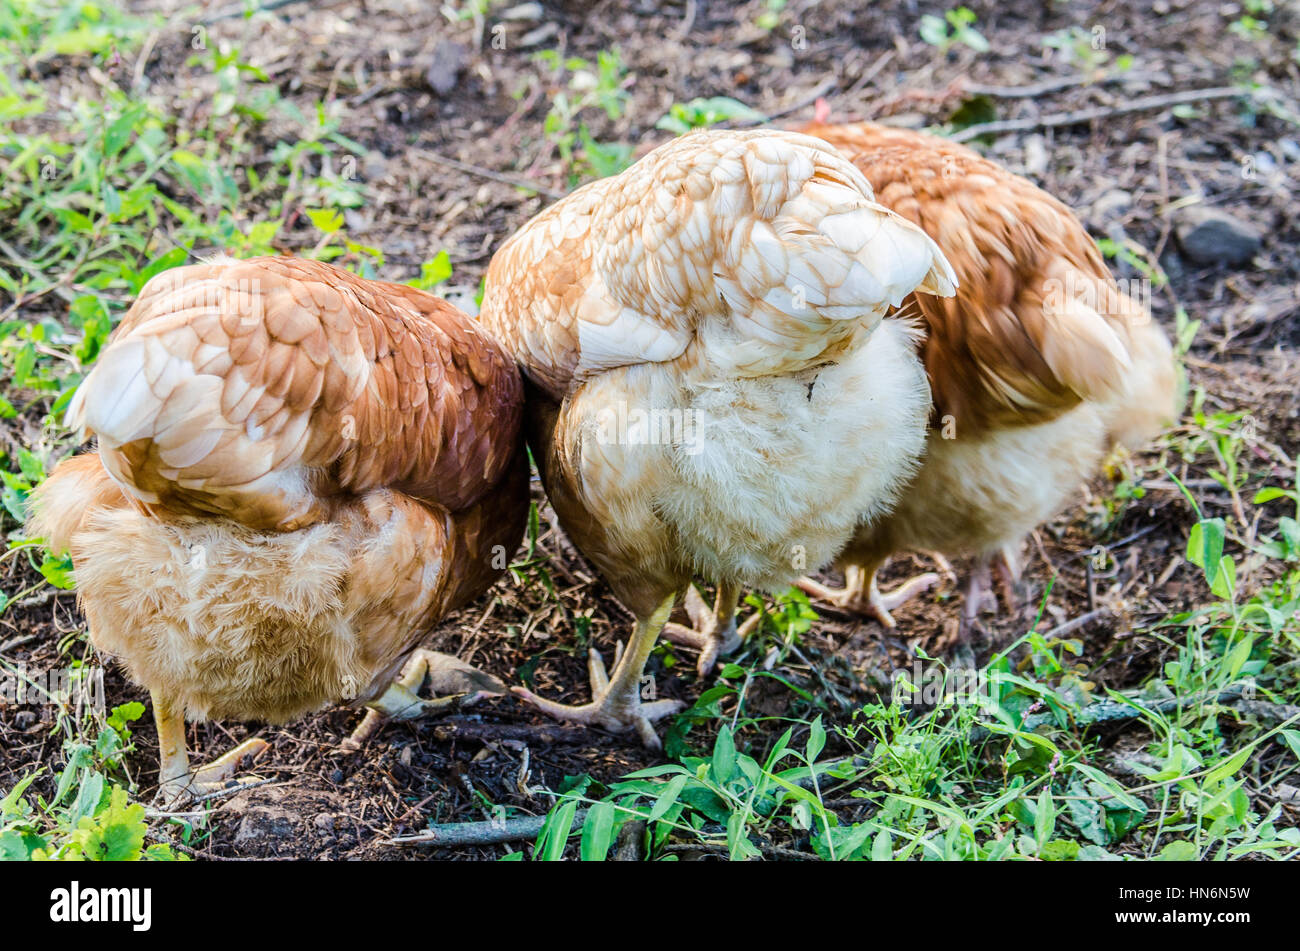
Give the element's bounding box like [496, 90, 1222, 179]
[802, 120, 1147, 433]
[480, 129, 955, 392]
[70, 257, 522, 530]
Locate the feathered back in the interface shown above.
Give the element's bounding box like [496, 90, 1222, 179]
[479, 129, 956, 391]
[66, 256, 523, 530]
[801, 121, 1169, 437]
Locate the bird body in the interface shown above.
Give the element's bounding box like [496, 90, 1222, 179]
[480, 129, 956, 739]
[798, 121, 1177, 625]
[533, 316, 931, 606]
[30, 257, 527, 796]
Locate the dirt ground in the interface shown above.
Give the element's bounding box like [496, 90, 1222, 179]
[1, 0, 1298, 859]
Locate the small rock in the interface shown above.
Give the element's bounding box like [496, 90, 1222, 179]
[1279, 138, 1300, 163]
[233, 807, 297, 846]
[761, 46, 795, 70]
[1172, 205, 1262, 267]
[501, 2, 543, 19]
[361, 150, 389, 180]
[329, 768, 345, 784]
[426, 41, 467, 96]
[1251, 151, 1279, 177]
[313, 812, 336, 832]
[518, 22, 559, 47]
[1089, 189, 1132, 232]
[1022, 134, 1048, 178]
[1183, 140, 1219, 160]
[1158, 247, 1186, 284]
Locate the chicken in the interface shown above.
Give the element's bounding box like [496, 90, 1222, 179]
[478, 129, 956, 744]
[28, 256, 528, 802]
[793, 120, 1178, 628]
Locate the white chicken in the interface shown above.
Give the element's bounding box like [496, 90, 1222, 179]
[478, 129, 956, 744]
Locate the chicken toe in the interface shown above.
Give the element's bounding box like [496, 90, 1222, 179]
[340, 649, 507, 752]
[799, 558, 948, 627]
[153, 694, 270, 807]
[660, 582, 757, 676]
[512, 595, 683, 748]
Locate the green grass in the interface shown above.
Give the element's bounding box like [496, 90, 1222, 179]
[0, 2, 454, 858]
[521, 418, 1300, 860]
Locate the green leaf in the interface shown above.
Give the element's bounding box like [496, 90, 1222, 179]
[710, 725, 737, 784]
[1034, 787, 1056, 847]
[919, 14, 949, 46]
[1155, 839, 1198, 861]
[108, 702, 145, 733]
[579, 801, 615, 861]
[11, 341, 35, 388]
[1040, 839, 1079, 861]
[1078, 844, 1121, 861]
[806, 715, 826, 763]
[1279, 730, 1300, 761]
[1203, 746, 1252, 786]
[53, 745, 92, 807]
[1224, 633, 1254, 681]
[78, 786, 147, 861]
[17, 447, 44, 482]
[132, 248, 190, 292]
[0, 829, 40, 860]
[39, 553, 75, 590]
[871, 828, 893, 861]
[0, 771, 40, 819]
[726, 810, 759, 860]
[304, 208, 343, 234]
[1209, 555, 1235, 600]
[1186, 518, 1226, 588]
[536, 799, 579, 861]
[69, 769, 105, 827]
[407, 250, 453, 291]
[646, 773, 691, 823]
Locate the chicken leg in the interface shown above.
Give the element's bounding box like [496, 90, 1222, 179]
[153, 693, 270, 807]
[798, 555, 953, 628]
[340, 648, 508, 752]
[512, 593, 683, 748]
[661, 582, 761, 676]
[961, 545, 1023, 638]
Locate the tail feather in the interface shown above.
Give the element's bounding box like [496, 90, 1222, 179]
[26, 453, 128, 555]
[1105, 305, 1179, 449]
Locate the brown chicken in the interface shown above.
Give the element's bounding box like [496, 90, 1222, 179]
[478, 129, 956, 744]
[28, 256, 528, 802]
[794, 121, 1178, 627]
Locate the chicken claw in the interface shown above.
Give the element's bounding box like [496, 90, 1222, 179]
[660, 582, 759, 676]
[512, 595, 682, 748]
[960, 546, 1023, 638]
[153, 693, 270, 807]
[799, 556, 954, 628]
[340, 649, 507, 753]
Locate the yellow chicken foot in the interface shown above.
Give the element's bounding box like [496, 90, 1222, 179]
[153, 692, 269, 806]
[512, 593, 683, 749]
[341, 649, 507, 752]
[661, 582, 759, 676]
[799, 555, 953, 627]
